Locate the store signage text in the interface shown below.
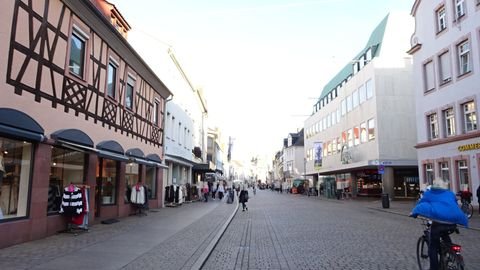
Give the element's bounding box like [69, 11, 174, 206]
[458, 143, 480, 152]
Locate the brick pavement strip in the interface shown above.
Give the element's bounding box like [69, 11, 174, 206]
[0, 201, 237, 270]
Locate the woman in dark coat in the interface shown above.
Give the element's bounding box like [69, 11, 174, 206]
[239, 185, 249, 211]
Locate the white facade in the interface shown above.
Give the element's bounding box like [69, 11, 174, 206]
[410, 0, 480, 202]
[304, 13, 418, 198]
[283, 130, 305, 185]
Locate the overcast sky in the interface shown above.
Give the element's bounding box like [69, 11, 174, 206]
[113, 0, 414, 162]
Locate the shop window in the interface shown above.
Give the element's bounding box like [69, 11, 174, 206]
[424, 163, 434, 185]
[97, 158, 117, 205]
[125, 162, 140, 203]
[0, 138, 32, 220]
[49, 147, 85, 214]
[462, 101, 477, 132]
[457, 160, 469, 191]
[439, 162, 450, 188]
[145, 165, 157, 199]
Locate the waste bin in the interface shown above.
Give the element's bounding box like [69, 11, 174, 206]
[382, 193, 390, 208]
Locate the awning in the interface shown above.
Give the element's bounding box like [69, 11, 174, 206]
[51, 129, 94, 147]
[96, 140, 129, 161]
[0, 108, 44, 142]
[146, 154, 168, 168]
[98, 150, 129, 162]
[193, 161, 216, 172]
[165, 154, 195, 167]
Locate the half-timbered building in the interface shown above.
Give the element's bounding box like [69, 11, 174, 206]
[0, 0, 172, 248]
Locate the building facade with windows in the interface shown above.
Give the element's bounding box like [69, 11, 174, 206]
[282, 129, 305, 187]
[409, 0, 480, 201]
[304, 13, 418, 200]
[0, 0, 171, 248]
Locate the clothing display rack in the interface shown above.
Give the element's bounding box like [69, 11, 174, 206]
[59, 184, 90, 235]
[130, 183, 147, 216]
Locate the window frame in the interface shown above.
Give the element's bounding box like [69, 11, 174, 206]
[66, 23, 90, 83]
[454, 0, 466, 20]
[153, 98, 160, 126]
[457, 39, 471, 76]
[462, 101, 477, 133]
[443, 107, 456, 137]
[423, 60, 436, 92]
[436, 5, 447, 33]
[106, 55, 120, 101]
[428, 113, 439, 140]
[438, 50, 452, 84]
[125, 73, 136, 111]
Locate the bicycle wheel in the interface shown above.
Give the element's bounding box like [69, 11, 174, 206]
[461, 203, 473, 219]
[444, 253, 465, 270]
[417, 236, 430, 270]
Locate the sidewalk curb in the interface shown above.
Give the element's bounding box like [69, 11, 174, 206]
[190, 194, 239, 270]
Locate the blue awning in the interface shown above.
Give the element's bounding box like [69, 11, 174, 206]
[0, 108, 44, 142]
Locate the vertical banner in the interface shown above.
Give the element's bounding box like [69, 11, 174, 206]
[314, 141, 323, 169]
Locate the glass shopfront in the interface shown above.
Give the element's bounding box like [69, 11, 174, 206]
[48, 147, 86, 214]
[356, 169, 382, 197]
[0, 137, 32, 221]
[145, 165, 156, 199]
[96, 158, 118, 205]
[125, 162, 140, 203]
[393, 168, 419, 198]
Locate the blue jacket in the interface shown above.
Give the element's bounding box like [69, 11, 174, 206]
[411, 188, 468, 227]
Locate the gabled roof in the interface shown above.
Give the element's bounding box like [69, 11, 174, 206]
[318, 14, 389, 100]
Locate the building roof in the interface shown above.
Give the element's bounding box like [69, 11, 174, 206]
[318, 14, 389, 100]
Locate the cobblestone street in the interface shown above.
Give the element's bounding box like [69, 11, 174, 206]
[205, 190, 480, 270]
[1, 190, 479, 270]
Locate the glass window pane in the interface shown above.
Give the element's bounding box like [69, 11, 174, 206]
[366, 79, 374, 99]
[49, 147, 85, 214]
[0, 138, 32, 219]
[99, 159, 117, 205]
[145, 166, 156, 199]
[125, 163, 139, 203]
[107, 63, 117, 98]
[69, 33, 85, 77]
[368, 118, 375, 140]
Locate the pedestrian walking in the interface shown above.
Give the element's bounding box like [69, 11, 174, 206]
[477, 185, 480, 214]
[202, 182, 209, 202]
[218, 182, 225, 200]
[239, 185, 249, 211]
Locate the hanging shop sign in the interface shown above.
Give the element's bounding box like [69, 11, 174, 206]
[458, 143, 480, 152]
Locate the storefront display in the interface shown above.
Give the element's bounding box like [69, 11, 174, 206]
[356, 170, 382, 197]
[125, 162, 139, 203]
[0, 137, 32, 220]
[48, 147, 86, 214]
[97, 158, 118, 205]
[145, 165, 156, 199]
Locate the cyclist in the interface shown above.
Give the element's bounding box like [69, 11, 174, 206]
[411, 178, 468, 270]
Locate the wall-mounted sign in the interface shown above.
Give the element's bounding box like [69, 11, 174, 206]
[458, 143, 480, 152]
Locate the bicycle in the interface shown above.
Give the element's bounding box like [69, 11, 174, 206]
[416, 219, 465, 270]
[459, 198, 473, 219]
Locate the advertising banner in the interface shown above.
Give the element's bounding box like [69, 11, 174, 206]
[314, 141, 323, 169]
